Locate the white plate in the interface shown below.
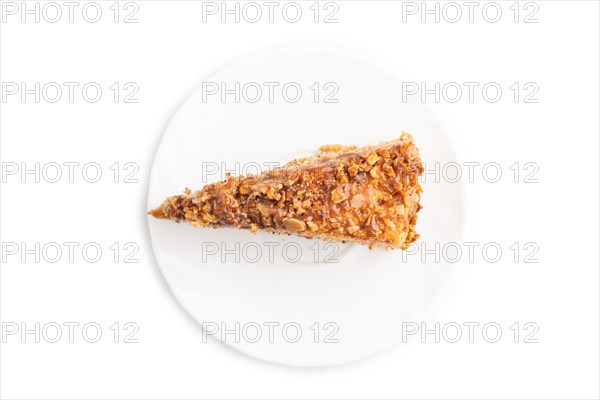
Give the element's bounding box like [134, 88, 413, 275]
[147, 45, 465, 367]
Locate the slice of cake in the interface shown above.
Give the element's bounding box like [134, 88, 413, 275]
[149, 132, 424, 249]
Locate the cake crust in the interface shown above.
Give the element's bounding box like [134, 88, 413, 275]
[149, 132, 424, 249]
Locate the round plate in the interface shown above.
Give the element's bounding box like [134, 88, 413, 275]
[147, 45, 465, 367]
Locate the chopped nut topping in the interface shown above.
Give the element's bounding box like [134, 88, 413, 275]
[336, 169, 348, 184]
[378, 148, 391, 158]
[366, 152, 379, 165]
[383, 164, 395, 177]
[283, 218, 306, 231]
[347, 226, 360, 234]
[331, 188, 346, 204]
[257, 203, 271, 217]
[405, 144, 418, 160]
[319, 144, 342, 152]
[149, 132, 423, 249]
[267, 187, 280, 200]
[369, 165, 382, 179]
[349, 194, 362, 208]
[347, 164, 359, 177]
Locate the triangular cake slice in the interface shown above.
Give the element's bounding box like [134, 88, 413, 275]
[149, 132, 424, 249]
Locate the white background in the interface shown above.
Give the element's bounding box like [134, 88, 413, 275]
[1, 1, 599, 399]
